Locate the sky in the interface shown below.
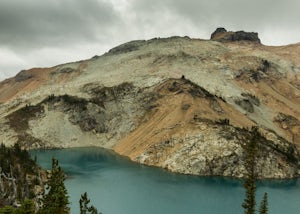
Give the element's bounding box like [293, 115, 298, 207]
[0, 0, 299, 80]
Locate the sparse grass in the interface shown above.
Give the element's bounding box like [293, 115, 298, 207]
[43, 94, 89, 110]
[183, 79, 215, 99]
[89, 82, 134, 107]
[7, 104, 44, 132]
[166, 78, 216, 99]
[60, 94, 88, 110]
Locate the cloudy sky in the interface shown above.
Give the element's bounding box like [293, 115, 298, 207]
[0, 0, 299, 80]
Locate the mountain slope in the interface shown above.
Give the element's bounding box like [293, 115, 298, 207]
[0, 30, 299, 178]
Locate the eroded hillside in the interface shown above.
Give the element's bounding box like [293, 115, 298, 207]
[0, 29, 299, 178]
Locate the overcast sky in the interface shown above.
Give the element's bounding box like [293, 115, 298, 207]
[1, 0, 299, 80]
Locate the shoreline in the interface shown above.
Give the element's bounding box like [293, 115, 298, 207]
[29, 146, 300, 181]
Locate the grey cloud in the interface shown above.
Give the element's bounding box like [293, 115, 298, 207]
[124, 0, 198, 39]
[1, 0, 300, 80]
[0, 0, 120, 50]
[129, 0, 300, 44]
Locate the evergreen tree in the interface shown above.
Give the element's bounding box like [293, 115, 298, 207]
[79, 192, 90, 214]
[0, 199, 35, 214]
[0, 205, 15, 214]
[259, 192, 268, 214]
[38, 158, 69, 214]
[0, 143, 42, 209]
[79, 192, 100, 214]
[242, 127, 259, 214]
[17, 199, 35, 214]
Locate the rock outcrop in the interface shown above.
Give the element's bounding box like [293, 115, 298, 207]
[211, 27, 261, 43]
[0, 34, 299, 179]
[133, 125, 299, 179]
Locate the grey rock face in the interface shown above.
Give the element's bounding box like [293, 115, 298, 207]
[135, 125, 300, 179]
[15, 70, 33, 82]
[210, 27, 227, 39]
[211, 28, 261, 43]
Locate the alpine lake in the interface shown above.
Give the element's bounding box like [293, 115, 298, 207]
[30, 147, 300, 214]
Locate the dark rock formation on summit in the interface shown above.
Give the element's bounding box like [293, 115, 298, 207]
[211, 27, 261, 43]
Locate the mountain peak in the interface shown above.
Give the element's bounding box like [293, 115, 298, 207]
[0, 35, 299, 179]
[210, 27, 261, 43]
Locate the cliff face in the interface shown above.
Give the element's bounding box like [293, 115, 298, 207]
[0, 33, 299, 179]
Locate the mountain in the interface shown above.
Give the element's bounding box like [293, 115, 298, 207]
[0, 29, 299, 179]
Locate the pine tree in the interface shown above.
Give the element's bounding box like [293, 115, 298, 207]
[15, 199, 35, 214]
[242, 127, 259, 214]
[259, 192, 268, 214]
[79, 192, 100, 214]
[0, 200, 35, 214]
[0, 205, 15, 214]
[38, 158, 69, 214]
[79, 192, 90, 214]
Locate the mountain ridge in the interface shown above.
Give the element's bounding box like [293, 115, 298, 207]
[0, 31, 299, 178]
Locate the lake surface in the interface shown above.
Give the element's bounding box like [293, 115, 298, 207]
[31, 147, 300, 214]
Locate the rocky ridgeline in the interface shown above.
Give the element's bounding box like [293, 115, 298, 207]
[0, 31, 299, 179]
[211, 27, 261, 43]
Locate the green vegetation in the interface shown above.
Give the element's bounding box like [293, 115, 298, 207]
[1, 151, 102, 214]
[38, 158, 69, 214]
[6, 104, 44, 147]
[44, 94, 88, 110]
[7, 105, 44, 132]
[60, 95, 88, 109]
[79, 192, 100, 214]
[259, 193, 268, 214]
[88, 82, 134, 106]
[242, 127, 268, 214]
[242, 127, 258, 214]
[0, 143, 42, 208]
[2, 126, 275, 214]
[167, 78, 215, 99]
[0, 199, 35, 214]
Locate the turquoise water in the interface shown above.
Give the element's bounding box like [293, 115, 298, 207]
[31, 148, 300, 214]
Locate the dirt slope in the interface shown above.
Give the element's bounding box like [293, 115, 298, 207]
[115, 78, 254, 159]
